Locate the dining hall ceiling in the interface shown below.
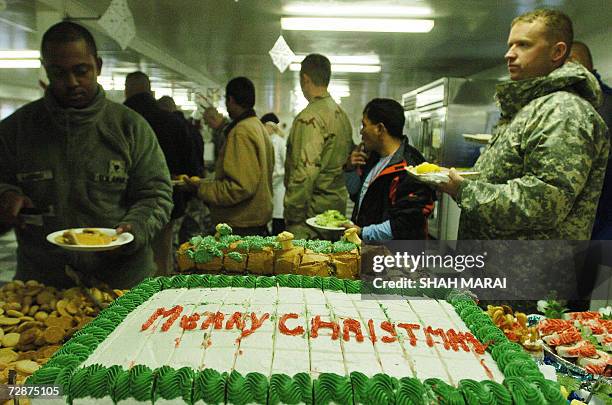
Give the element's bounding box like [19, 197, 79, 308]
[1, 0, 610, 121]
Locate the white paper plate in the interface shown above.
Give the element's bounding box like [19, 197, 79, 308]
[306, 217, 351, 231]
[405, 168, 480, 184]
[462, 133, 492, 144]
[46, 228, 134, 252]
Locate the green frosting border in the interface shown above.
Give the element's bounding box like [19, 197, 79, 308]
[28, 274, 561, 404]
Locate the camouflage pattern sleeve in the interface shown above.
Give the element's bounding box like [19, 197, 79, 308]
[284, 113, 325, 224]
[457, 96, 603, 231]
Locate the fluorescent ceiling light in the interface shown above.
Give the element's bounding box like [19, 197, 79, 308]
[0, 59, 41, 68]
[290, 63, 380, 73]
[0, 50, 40, 59]
[284, 4, 432, 17]
[293, 54, 380, 65]
[281, 17, 433, 33]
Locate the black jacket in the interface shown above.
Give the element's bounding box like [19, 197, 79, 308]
[125, 93, 200, 218]
[349, 138, 435, 239]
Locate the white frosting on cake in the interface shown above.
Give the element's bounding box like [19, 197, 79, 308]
[77, 286, 504, 388]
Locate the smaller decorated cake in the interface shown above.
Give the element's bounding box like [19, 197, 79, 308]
[177, 225, 361, 279]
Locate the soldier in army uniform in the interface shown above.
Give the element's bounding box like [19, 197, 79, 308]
[284, 54, 354, 239]
[438, 9, 609, 240]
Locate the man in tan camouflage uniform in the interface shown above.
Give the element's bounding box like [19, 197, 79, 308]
[284, 54, 353, 239]
[438, 9, 609, 240]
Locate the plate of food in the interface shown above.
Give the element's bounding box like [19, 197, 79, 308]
[46, 228, 134, 252]
[306, 210, 352, 231]
[462, 133, 492, 144]
[405, 162, 479, 184]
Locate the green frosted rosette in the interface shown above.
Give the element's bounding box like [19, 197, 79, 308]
[246, 372, 269, 404]
[332, 240, 357, 253]
[209, 274, 232, 288]
[225, 371, 251, 404]
[287, 274, 303, 288]
[275, 274, 291, 287]
[503, 376, 546, 405]
[231, 275, 246, 287]
[424, 378, 466, 405]
[344, 279, 362, 294]
[86, 364, 114, 399]
[477, 325, 508, 346]
[72, 325, 108, 341]
[531, 378, 566, 405]
[458, 379, 497, 404]
[313, 373, 353, 405]
[193, 369, 227, 404]
[490, 341, 523, 361]
[257, 275, 276, 288]
[322, 276, 344, 292]
[68, 365, 101, 400]
[396, 377, 431, 404]
[186, 273, 209, 288]
[480, 381, 512, 405]
[350, 372, 370, 404]
[154, 366, 195, 403]
[227, 251, 244, 263]
[311, 276, 324, 289]
[44, 354, 81, 370]
[128, 364, 154, 402]
[306, 240, 333, 254]
[54, 343, 91, 361]
[268, 373, 309, 405]
[494, 349, 532, 372]
[168, 274, 188, 289]
[110, 368, 131, 403]
[459, 305, 482, 320]
[26, 366, 61, 386]
[301, 275, 315, 289]
[365, 373, 398, 405]
[243, 274, 258, 288]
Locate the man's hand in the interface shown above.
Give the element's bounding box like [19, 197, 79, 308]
[344, 144, 368, 171]
[342, 223, 361, 236]
[435, 169, 465, 199]
[0, 191, 33, 227]
[182, 175, 202, 192]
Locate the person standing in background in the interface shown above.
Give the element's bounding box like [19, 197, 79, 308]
[284, 54, 353, 239]
[124, 72, 199, 274]
[570, 41, 612, 240]
[186, 77, 274, 236]
[261, 112, 287, 235]
[0, 22, 172, 288]
[438, 9, 608, 241]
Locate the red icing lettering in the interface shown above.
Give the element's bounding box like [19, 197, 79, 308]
[447, 329, 470, 352]
[180, 313, 200, 330]
[201, 311, 225, 330]
[466, 333, 487, 354]
[279, 313, 305, 336]
[397, 323, 420, 346]
[367, 319, 377, 343]
[311, 315, 339, 340]
[141, 306, 184, 332]
[343, 319, 364, 342]
[226, 312, 245, 330]
[241, 312, 270, 338]
[380, 321, 397, 343]
[427, 326, 450, 350]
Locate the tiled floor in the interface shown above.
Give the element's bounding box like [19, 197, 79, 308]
[0, 230, 17, 283]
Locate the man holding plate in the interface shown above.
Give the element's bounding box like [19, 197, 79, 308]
[438, 9, 608, 240]
[0, 22, 173, 288]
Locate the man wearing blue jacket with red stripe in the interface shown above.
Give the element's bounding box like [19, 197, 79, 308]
[344, 98, 435, 240]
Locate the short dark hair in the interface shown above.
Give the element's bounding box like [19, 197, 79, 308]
[300, 54, 331, 87]
[226, 77, 255, 109]
[363, 98, 405, 139]
[125, 71, 151, 87]
[512, 9, 573, 61]
[41, 21, 98, 59]
[572, 41, 593, 71]
[260, 112, 279, 124]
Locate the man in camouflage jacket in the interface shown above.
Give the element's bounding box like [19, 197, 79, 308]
[284, 54, 353, 239]
[439, 9, 609, 240]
